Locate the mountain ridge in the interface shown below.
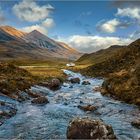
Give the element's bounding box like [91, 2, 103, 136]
[0, 26, 81, 60]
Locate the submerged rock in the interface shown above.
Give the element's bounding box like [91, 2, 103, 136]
[31, 96, 49, 105]
[0, 101, 17, 124]
[67, 117, 117, 139]
[70, 77, 80, 84]
[82, 80, 91, 85]
[131, 119, 140, 129]
[78, 105, 97, 111]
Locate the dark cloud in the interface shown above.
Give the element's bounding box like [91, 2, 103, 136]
[112, 1, 140, 8]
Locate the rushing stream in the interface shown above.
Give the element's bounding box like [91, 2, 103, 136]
[0, 70, 140, 139]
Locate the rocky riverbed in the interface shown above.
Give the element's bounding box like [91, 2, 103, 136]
[0, 70, 140, 139]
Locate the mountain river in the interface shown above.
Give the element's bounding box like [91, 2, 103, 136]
[0, 70, 140, 139]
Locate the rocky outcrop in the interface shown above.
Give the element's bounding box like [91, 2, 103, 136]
[131, 119, 140, 129]
[78, 105, 97, 111]
[82, 80, 90, 85]
[70, 77, 80, 84]
[31, 96, 49, 105]
[67, 117, 117, 139]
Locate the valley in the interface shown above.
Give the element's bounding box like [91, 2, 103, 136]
[0, 1, 140, 138]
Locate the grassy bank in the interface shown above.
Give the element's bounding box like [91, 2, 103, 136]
[75, 39, 140, 106]
[0, 59, 68, 100]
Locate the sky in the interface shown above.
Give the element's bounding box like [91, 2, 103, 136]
[0, 0, 140, 53]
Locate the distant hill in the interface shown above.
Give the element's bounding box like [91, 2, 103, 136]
[77, 45, 126, 65]
[0, 26, 81, 61]
[81, 39, 140, 77]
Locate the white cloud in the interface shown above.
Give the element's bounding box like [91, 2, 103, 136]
[42, 18, 55, 28]
[21, 18, 54, 35]
[21, 24, 48, 35]
[13, 0, 54, 22]
[97, 18, 121, 33]
[60, 35, 132, 53]
[116, 7, 140, 20]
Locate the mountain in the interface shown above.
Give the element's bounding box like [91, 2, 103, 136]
[79, 39, 140, 106]
[0, 26, 81, 60]
[0, 26, 25, 39]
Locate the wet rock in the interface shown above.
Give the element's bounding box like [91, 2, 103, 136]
[131, 119, 140, 129]
[78, 105, 97, 111]
[39, 82, 50, 87]
[67, 117, 117, 139]
[39, 79, 61, 90]
[49, 78, 61, 90]
[80, 100, 83, 104]
[0, 101, 17, 123]
[82, 80, 91, 85]
[26, 90, 41, 98]
[17, 91, 30, 101]
[70, 77, 80, 84]
[93, 86, 102, 92]
[31, 96, 49, 105]
[69, 85, 73, 88]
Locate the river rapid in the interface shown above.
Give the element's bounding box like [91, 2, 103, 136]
[0, 70, 140, 139]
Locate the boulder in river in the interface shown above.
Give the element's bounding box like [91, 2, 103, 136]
[70, 77, 80, 84]
[39, 78, 61, 90]
[67, 117, 117, 139]
[131, 119, 140, 129]
[82, 80, 91, 85]
[49, 78, 61, 90]
[78, 105, 97, 111]
[31, 96, 49, 105]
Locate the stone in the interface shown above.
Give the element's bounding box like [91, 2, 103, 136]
[93, 86, 102, 92]
[31, 96, 49, 104]
[82, 80, 91, 85]
[67, 117, 117, 139]
[78, 105, 97, 111]
[27, 90, 41, 98]
[49, 78, 61, 90]
[39, 79, 61, 90]
[131, 119, 140, 129]
[70, 77, 80, 84]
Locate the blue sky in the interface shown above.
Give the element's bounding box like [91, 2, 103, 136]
[0, 0, 140, 52]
